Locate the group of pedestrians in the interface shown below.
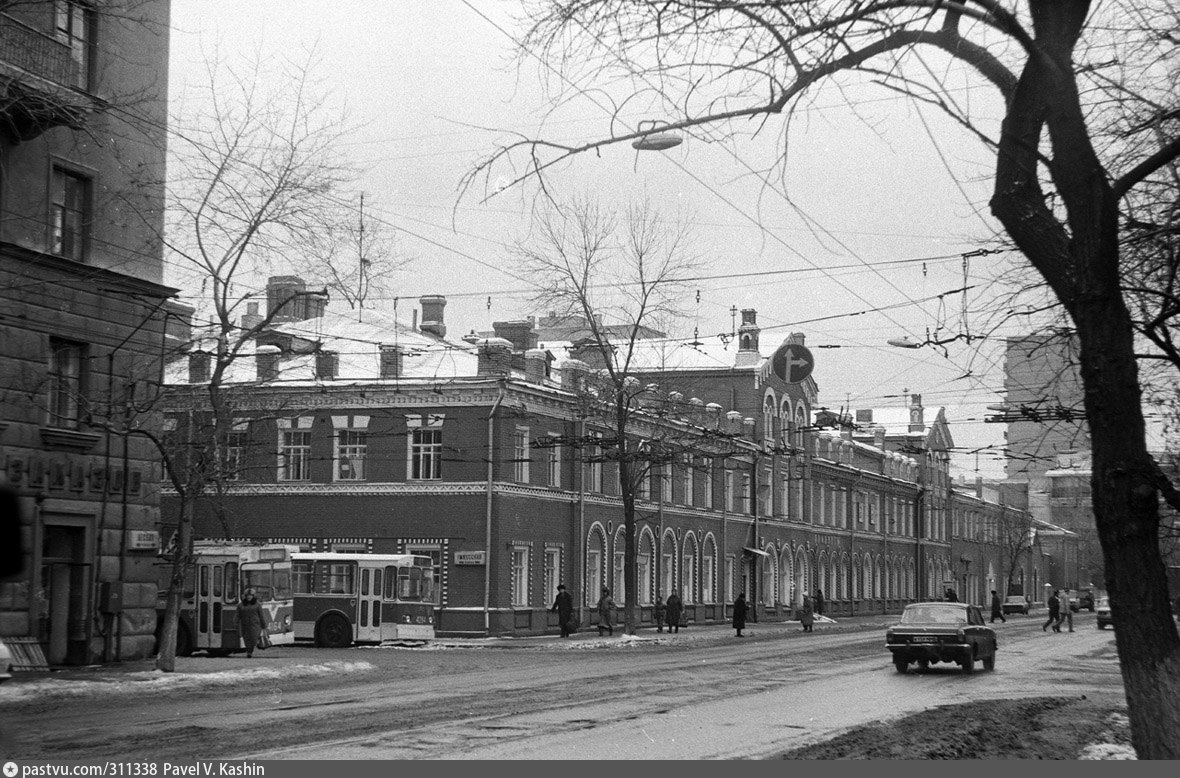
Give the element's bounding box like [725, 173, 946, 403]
[1043, 589, 1075, 632]
[550, 585, 826, 639]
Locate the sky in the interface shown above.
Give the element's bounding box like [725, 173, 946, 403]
[164, 1, 1047, 480]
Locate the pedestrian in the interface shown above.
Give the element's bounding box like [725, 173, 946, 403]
[1058, 590, 1074, 632]
[990, 590, 1006, 624]
[551, 583, 574, 637]
[235, 588, 269, 658]
[596, 587, 615, 636]
[733, 592, 748, 637]
[814, 589, 825, 617]
[653, 596, 667, 633]
[945, 588, 959, 602]
[801, 592, 814, 633]
[1044, 589, 1061, 632]
[665, 591, 683, 635]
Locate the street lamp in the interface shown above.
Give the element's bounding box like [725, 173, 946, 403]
[632, 120, 683, 151]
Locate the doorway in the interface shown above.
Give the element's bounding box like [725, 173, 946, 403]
[40, 522, 90, 665]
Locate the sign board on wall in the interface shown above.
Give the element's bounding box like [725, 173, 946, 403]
[454, 551, 486, 566]
[126, 530, 160, 551]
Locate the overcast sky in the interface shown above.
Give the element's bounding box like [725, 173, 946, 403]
[165, 1, 1053, 480]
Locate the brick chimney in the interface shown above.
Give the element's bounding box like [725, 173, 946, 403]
[255, 345, 281, 382]
[378, 344, 402, 379]
[419, 295, 447, 338]
[524, 349, 549, 384]
[188, 350, 210, 384]
[493, 320, 538, 352]
[241, 301, 263, 332]
[560, 359, 590, 392]
[477, 338, 512, 376]
[315, 350, 338, 380]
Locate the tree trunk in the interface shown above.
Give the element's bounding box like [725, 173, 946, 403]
[154, 494, 194, 673]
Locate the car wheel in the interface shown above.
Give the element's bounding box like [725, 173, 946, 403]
[894, 659, 909, 674]
[1097, 623, 1106, 630]
[316, 614, 353, 648]
[983, 653, 995, 671]
[917, 660, 929, 672]
[961, 657, 975, 674]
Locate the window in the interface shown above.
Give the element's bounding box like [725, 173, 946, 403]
[55, 1, 92, 89]
[613, 545, 626, 606]
[51, 167, 90, 260]
[47, 338, 85, 429]
[279, 430, 311, 481]
[725, 555, 735, 604]
[681, 456, 693, 506]
[704, 460, 714, 508]
[410, 428, 442, 480]
[405, 545, 442, 604]
[511, 546, 530, 607]
[292, 562, 314, 594]
[702, 543, 716, 604]
[324, 563, 355, 595]
[336, 429, 367, 481]
[543, 547, 561, 599]
[222, 429, 247, 481]
[514, 427, 530, 483]
[586, 547, 603, 606]
[586, 432, 603, 492]
[726, 471, 736, 512]
[740, 473, 751, 514]
[546, 432, 561, 487]
[637, 552, 652, 606]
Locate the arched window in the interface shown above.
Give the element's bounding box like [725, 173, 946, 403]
[661, 531, 677, 602]
[702, 535, 717, 604]
[638, 528, 655, 605]
[761, 545, 776, 605]
[779, 547, 793, 604]
[612, 526, 627, 605]
[586, 525, 606, 606]
[682, 533, 699, 603]
[763, 393, 776, 441]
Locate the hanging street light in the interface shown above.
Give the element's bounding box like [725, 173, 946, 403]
[632, 119, 682, 151]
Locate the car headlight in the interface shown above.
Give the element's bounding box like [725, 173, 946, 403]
[885, 629, 894, 642]
[956, 629, 965, 641]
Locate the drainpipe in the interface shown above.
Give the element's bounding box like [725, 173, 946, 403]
[484, 383, 506, 635]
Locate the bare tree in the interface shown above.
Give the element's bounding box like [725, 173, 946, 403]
[147, 52, 361, 672]
[467, 0, 1180, 757]
[515, 196, 701, 634]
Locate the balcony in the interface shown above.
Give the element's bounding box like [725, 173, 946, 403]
[0, 13, 89, 142]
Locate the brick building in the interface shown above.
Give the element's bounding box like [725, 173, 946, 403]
[1, 1, 174, 664]
[160, 280, 1042, 637]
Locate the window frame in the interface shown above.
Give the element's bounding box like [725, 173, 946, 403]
[335, 428, 368, 481]
[46, 337, 86, 429]
[50, 165, 91, 261]
[278, 429, 312, 482]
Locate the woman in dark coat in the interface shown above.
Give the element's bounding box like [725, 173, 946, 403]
[235, 588, 269, 658]
[733, 592, 748, 637]
[665, 592, 683, 634]
[596, 588, 615, 636]
[801, 593, 815, 632]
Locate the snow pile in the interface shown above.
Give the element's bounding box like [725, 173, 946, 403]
[0, 661, 375, 702]
[1078, 711, 1136, 760]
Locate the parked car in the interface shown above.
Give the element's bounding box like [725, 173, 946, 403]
[1002, 595, 1030, 615]
[886, 602, 998, 674]
[1077, 589, 1095, 612]
[1096, 596, 1112, 629]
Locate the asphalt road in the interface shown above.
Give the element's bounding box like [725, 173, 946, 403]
[2, 610, 1123, 760]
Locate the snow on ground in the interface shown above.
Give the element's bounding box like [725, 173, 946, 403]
[0, 661, 374, 702]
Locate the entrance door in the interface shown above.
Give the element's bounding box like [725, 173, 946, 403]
[40, 524, 89, 665]
[194, 563, 231, 651]
[356, 567, 383, 642]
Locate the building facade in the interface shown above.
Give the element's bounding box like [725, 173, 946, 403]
[159, 283, 1051, 637]
[0, 1, 174, 663]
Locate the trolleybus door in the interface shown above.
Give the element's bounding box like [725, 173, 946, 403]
[194, 562, 232, 651]
[356, 566, 383, 642]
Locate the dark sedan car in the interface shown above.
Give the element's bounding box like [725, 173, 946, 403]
[886, 602, 998, 674]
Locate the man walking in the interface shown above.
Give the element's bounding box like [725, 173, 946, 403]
[1044, 589, 1061, 632]
[990, 590, 1006, 623]
[551, 583, 574, 637]
[1058, 590, 1074, 632]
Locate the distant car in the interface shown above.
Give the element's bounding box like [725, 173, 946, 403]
[886, 602, 998, 674]
[1096, 596, 1112, 629]
[1002, 595, 1030, 615]
[0, 638, 13, 684]
[1077, 589, 1095, 612]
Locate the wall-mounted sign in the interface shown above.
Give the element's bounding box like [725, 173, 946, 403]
[126, 530, 160, 551]
[454, 551, 486, 566]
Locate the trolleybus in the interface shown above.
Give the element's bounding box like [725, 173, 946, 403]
[291, 552, 436, 646]
[160, 541, 296, 656]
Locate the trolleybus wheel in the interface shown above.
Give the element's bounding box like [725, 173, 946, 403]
[316, 614, 352, 648]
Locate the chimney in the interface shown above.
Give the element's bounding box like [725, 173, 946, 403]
[524, 349, 549, 384]
[560, 359, 590, 392]
[872, 425, 886, 449]
[315, 350, 338, 380]
[378, 344, 402, 379]
[735, 308, 761, 367]
[255, 344, 281, 382]
[477, 337, 513, 376]
[726, 410, 743, 434]
[908, 393, 925, 433]
[419, 295, 447, 338]
[267, 275, 307, 322]
[241, 301, 263, 332]
[188, 350, 210, 384]
[493, 320, 538, 352]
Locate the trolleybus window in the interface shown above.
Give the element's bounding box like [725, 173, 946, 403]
[388, 565, 432, 601]
[242, 566, 293, 602]
[325, 562, 355, 594]
[292, 561, 313, 594]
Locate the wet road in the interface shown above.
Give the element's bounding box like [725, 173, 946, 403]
[2, 611, 1123, 760]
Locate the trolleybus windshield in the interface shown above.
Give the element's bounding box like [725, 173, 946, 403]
[241, 565, 292, 602]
